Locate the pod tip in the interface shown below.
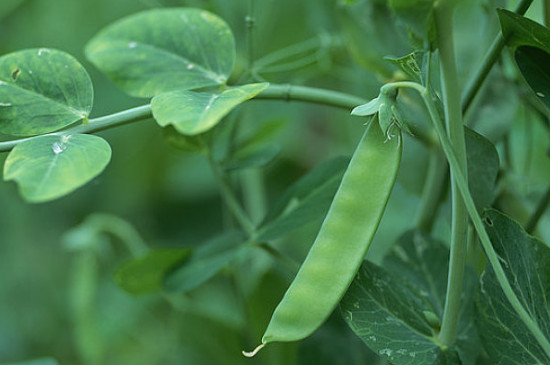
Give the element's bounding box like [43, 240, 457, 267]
[242, 343, 265, 358]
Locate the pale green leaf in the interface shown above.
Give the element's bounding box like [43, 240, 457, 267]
[3, 134, 111, 203]
[0, 48, 93, 136]
[152, 83, 268, 135]
[342, 230, 479, 365]
[85, 8, 236, 98]
[476, 209, 550, 365]
[115, 248, 191, 295]
[385, 52, 423, 83]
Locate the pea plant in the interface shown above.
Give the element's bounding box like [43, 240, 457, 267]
[3, 0, 550, 364]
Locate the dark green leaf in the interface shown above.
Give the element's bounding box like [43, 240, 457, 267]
[3, 134, 111, 203]
[2, 360, 58, 365]
[465, 127, 499, 211]
[388, 0, 436, 47]
[164, 231, 246, 293]
[85, 8, 236, 98]
[0, 49, 93, 136]
[152, 83, 268, 135]
[342, 230, 479, 365]
[476, 209, 550, 364]
[257, 156, 348, 241]
[498, 10, 550, 110]
[114, 248, 191, 295]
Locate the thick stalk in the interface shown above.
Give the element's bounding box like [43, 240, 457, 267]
[246, 0, 255, 70]
[434, 2, 469, 347]
[415, 151, 448, 233]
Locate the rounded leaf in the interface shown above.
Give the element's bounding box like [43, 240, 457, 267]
[0, 48, 93, 136]
[152, 83, 268, 135]
[3, 134, 111, 203]
[85, 8, 236, 97]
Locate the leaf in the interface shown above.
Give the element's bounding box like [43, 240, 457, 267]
[257, 156, 349, 242]
[385, 52, 423, 83]
[152, 83, 268, 135]
[162, 125, 206, 153]
[341, 230, 479, 365]
[222, 144, 280, 171]
[114, 248, 191, 295]
[476, 209, 550, 365]
[164, 231, 246, 293]
[388, 0, 437, 47]
[498, 10, 550, 110]
[85, 8, 236, 98]
[465, 127, 499, 211]
[1, 359, 59, 365]
[3, 134, 111, 203]
[0, 48, 93, 136]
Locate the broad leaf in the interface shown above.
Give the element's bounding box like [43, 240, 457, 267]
[257, 156, 348, 241]
[3, 134, 111, 203]
[465, 127, 499, 211]
[498, 10, 550, 110]
[0, 49, 93, 136]
[476, 209, 550, 364]
[114, 248, 191, 295]
[342, 230, 479, 365]
[164, 231, 246, 293]
[85, 8, 236, 98]
[152, 83, 268, 135]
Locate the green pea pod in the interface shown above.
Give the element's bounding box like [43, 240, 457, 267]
[244, 119, 402, 356]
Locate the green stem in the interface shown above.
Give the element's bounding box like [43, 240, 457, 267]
[207, 154, 256, 237]
[525, 184, 550, 234]
[253, 242, 300, 272]
[414, 83, 550, 358]
[415, 151, 448, 233]
[86, 213, 149, 257]
[434, 3, 469, 347]
[461, 0, 534, 114]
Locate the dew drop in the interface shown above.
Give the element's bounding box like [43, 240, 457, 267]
[536, 91, 545, 98]
[38, 48, 50, 56]
[0, 81, 7, 85]
[52, 142, 66, 154]
[0, 102, 11, 106]
[187, 63, 195, 70]
[128, 42, 137, 48]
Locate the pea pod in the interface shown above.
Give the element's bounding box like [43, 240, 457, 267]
[244, 119, 402, 356]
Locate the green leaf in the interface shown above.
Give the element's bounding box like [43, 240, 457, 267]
[385, 52, 423, 83]
[3, 134, 111, 203]
[114, 248, 191, 295]
[162, 125, 206, 153]
[342, 230, 479, 365]
[164, 231, 246, 293]
[85, 8, 236, 98]
[1, 359, 59, 365]
[0, 48, 93, 136]
[257, 156, 348, 241]
[388, 0, 436, 47]
[465, 127, 499, 211]
[152, 83, 268, 135]
[498, 10, 550, 110]
[476, 209, 550, 364]
[223, 144, 280, 171]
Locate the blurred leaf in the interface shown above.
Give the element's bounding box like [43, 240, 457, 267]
[115, 248, 191, 295]
[164, 230, 246, 293]
[388, 0, 436, 47]
[476, 209, 550, 364]
[223, 144, 280, 170]
[465, 127, 499, 211]
[85, 8, 236, 98]
[162, 125, 206, 153]
[3, 134, 111, 203]
[2, 359, 59, 365]
[0, 0, 25, 19]
[257, 156, 348, 241]
[498, 10, 550, 110]
[342, 230, 479, 365]
[0, 49, 92, 136]
[152, 83, 268, 135]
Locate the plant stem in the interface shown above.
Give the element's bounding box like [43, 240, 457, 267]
[525, 184, 550, 234]
[415, 151, 448, 232]
[246, 0, 255, 70]
[461, 0, 534, 114]
[399, 81, 550, 358]
[207, 154, 256, 237]
[434, 2, 469, 347]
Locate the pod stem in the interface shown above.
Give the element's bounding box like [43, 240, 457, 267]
[242, 343, 265, 357]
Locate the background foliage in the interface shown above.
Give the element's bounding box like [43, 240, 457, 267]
[1, 0, 550, 364]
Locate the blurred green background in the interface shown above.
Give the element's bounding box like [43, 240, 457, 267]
[1, 0, 550, 364]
